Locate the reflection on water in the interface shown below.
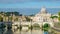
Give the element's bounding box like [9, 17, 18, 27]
[5, 29, 13, 34]
[0, 29, 5, 34]
[44, 31, 48, 34]
[0, 29, 43, 34]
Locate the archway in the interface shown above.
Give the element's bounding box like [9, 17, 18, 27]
[43, 22, 54, 27]
[32, 23, 40, 30]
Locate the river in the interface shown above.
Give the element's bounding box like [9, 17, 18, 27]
[0, 29, 48, 34]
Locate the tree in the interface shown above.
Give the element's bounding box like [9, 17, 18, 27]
[13, 11, 19, 16]
[50, 15, 58, 19]
[43, 23, 50, 31]
[53, 12, 60, 22]
[5, 12, 11, 22]
[51, 12, 60, 22]
[58, 12, 60, 16]
[58, 12, 60, 21]
[0, 12, 4, 15]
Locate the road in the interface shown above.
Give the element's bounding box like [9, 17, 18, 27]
[52, 27, 60, 32]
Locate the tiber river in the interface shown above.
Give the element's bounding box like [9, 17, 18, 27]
[0, 29, 48, 34]
[0, 22, 48, 34]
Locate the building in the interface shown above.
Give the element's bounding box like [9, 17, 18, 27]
[0, 7, 59, 23]
[0, 13, 26, 22]
[32, 7, 59, 22]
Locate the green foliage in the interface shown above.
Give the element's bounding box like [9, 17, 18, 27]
[50, 16, 58, 19]
[0, 12, 3, 14]
[58, 12, 60, 16]
[58, 17, 60, 21]
[4, 12, 20, 21]
[0, 12, 22, 16]
[43, 23, 50, 28]
[12, 11, 20, 16]
[58, 12, 60, 21]
[50, 12, 60, 22]
[5, 12, 20, 16]
[43, 23, 50, 31]
[5, 12, 11, 16]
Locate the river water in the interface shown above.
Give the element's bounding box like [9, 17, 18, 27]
[0, 29, 48, 34]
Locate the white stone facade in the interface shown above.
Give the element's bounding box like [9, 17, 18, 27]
[32, 7, 52, 22]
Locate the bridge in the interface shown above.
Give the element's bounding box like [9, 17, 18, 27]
[12, 21, 54, 29]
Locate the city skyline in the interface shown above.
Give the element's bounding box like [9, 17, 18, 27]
[0, 0, 60, 15]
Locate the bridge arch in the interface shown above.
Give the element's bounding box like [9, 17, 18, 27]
[43, 22, 54, 27]
[32, 23, 40, 29]
[32, 23, 40, 27]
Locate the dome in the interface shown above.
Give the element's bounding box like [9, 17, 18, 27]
[40, 7, 47, 14]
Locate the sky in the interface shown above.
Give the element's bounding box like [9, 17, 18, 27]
[0, 0, 60, 8]
[0, 0, 60, 15]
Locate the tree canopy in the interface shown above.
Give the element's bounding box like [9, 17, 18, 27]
[50, 16, 58, 19]
[5, 12, 20, 16]
[58, 12, 60, 16]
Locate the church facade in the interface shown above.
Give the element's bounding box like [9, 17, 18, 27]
[32, 7, 59, 22]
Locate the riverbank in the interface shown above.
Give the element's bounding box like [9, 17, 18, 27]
[51, 28, 60, 34]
